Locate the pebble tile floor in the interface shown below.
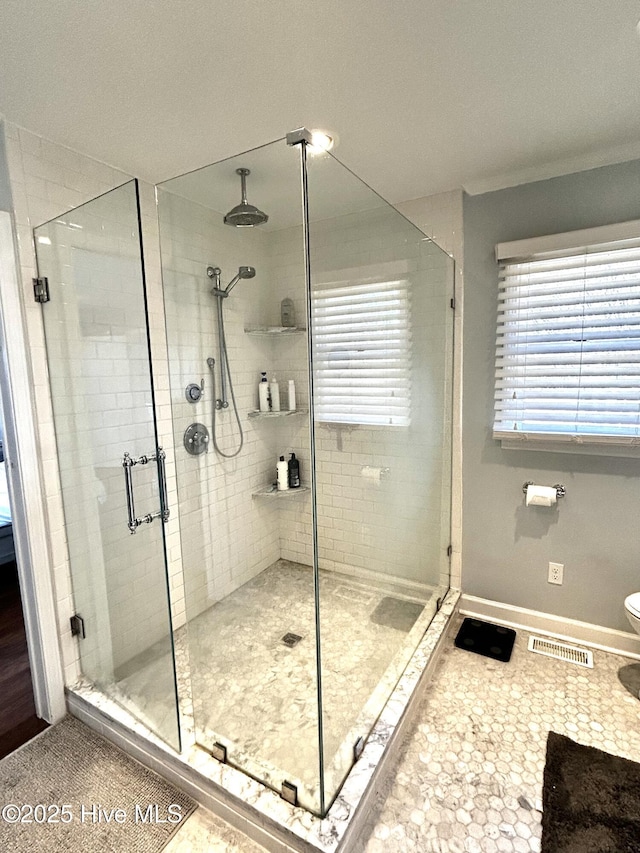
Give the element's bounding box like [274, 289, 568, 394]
[186, 559, 430, 800]
[118, 559, 433, 809]
[166, 615, 640, 852]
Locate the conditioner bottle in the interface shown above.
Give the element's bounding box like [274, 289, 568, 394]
[288, 452, 300, 488]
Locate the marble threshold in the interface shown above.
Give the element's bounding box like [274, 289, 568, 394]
[66, 588, 460, 853]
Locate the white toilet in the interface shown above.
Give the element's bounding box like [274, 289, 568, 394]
[624, 593, 640, 636]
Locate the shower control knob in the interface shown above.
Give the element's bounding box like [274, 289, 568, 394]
[185, 380, 204, 403]
[183, 423, 210, 456]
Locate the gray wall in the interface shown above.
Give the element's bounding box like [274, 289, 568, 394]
[463, 160, 640, 632]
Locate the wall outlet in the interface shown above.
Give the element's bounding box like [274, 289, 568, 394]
[548, 562, 564, 585]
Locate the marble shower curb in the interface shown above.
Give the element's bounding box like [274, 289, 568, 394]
[67, 589, 460, 853]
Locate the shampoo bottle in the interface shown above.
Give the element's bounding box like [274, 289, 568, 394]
[288, 452, 300, 488]
[270, 376, 281, 412]
[277, 455, 289, 490]
[288, 379, 296, 411]
[259, 372, 270, 412]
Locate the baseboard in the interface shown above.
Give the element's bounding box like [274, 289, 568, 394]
[459, 594, 640, 661]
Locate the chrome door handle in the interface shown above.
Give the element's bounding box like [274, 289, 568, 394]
[156, 447, 170, 523]
[122, 452, 138, 534]
[122, 447, 171, 534]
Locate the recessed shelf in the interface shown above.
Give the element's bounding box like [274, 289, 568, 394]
[248, 409, 308, 419]
[244, 326, 306, 336]
[252, 485, 310, 498]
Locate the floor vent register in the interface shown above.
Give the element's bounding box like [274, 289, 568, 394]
[528, 635, 593, 668]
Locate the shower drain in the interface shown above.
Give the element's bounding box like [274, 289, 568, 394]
[282, 632, 303, 648]
[528, 635, 593, 668]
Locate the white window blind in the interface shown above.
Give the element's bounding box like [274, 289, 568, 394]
[312, 279, 411, 426]
[494, 222, 640, 446]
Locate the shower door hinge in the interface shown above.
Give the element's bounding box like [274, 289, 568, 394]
[211, 742, 227, 763]
[70, 613, 86, 639]
[33, 277, 50, 303]
[450, 297, 456, 309]
[281, 780, 298, 806]
[447, 544, 453, 557]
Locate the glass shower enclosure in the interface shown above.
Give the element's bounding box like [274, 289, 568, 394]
[157, 130, 454, 814]
[33, 129, 454, 818]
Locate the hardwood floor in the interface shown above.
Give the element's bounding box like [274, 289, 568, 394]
[0, 561, 48, 759]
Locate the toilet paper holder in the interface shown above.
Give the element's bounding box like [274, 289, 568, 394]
[522, 482, 566, 499]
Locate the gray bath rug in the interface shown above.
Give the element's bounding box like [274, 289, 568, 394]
[542, 730, 640, 852]
[0, 715, 196, 852]
[370, 597, 423, 632]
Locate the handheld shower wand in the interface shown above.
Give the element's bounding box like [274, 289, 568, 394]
[205, 264, 256, 457]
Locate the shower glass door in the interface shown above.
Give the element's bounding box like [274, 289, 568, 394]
[34, 180, 181, 751]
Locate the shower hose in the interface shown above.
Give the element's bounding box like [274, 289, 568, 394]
[207, 305, 244, 458]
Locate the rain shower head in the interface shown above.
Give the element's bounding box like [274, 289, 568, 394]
[224, 168, 269, 227]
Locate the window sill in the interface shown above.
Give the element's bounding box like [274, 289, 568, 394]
[494, 432, 640, 458]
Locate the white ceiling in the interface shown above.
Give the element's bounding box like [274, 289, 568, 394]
[1, 1, 640, 204]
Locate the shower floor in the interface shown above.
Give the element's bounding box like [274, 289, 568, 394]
[118, 559, 440, 809]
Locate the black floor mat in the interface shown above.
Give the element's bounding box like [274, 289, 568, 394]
[454, 617, 516, 662]
[370, 597, 424, 632]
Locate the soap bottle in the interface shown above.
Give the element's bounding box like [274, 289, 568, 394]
[288, 379, 296, 412]
[288, 452, 300, 488]
[277, 455, 289, 490]
[281, 297, 295, 328]
[258, 372, 270, 412]
[270, 376, 281, 412]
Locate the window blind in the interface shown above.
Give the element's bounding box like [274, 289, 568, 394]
[312, 279, 411, 426]
[494, 229, 640, 445]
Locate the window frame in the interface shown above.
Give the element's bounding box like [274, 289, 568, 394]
[494, 219, 640, 455]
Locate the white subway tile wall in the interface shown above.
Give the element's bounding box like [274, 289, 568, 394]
[158, 191, 453, 609]
[271, 208, 455, 591]
[158, 189, 287, 619]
